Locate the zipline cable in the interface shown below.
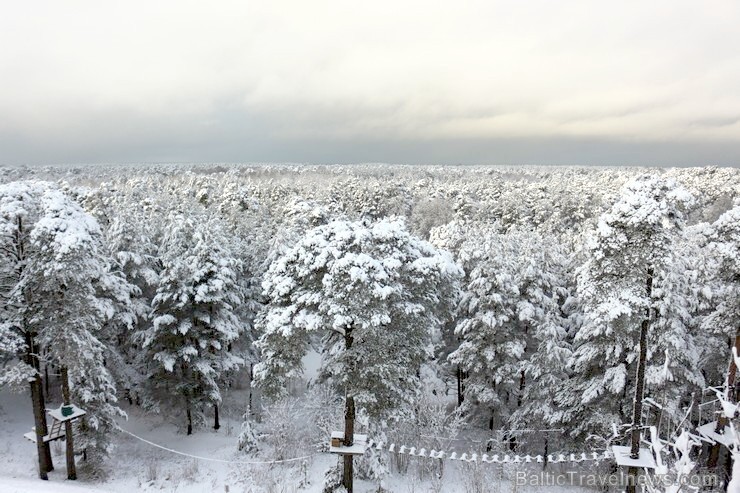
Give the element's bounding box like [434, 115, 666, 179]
[115, 425, 315, 465]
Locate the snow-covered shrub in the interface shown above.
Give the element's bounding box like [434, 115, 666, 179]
[232, 462, 302, 493]
[459, 461, 494, 493]
[375, 389, 463, 482]
[356, 428, 390, 482]
[321, 464, 344, 493]
[144, 459, 161, 483]
[237, 414, 259, 453]
[260, 397, 313, 461]
[181, 459, 199, 483]
[304, 383, 343, 452]
[412, 392, 464, 481]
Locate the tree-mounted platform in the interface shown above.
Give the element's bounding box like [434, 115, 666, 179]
[697, 421, 736, 447]
[23, 404, 86, 444]
[611, 445, 656, 469]
[329, 431, 367, 455]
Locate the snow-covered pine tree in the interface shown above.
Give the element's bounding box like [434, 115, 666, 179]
[102, 202, 162, 403]
[0, 181, 129, 477]
[0, 182, 54, 479]
[254, 217, 462, 489]
[216, 197, 271, 417]
[507, 235, 574, 440]
[643, 238, 704, 423]
[31, 185, 133, 472]
[450, 229, 571, 442]
[700, 203, 740, 364]
[695, 203, 740, 469]
[255, 217, 461, 417]
[556, 175, 697, 444]
[429, 218, 494, 408]
[139, 213, 245, 434]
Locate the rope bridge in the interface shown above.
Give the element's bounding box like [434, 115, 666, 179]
[365, 438, 612, 464]
[115, 423, 610, 466]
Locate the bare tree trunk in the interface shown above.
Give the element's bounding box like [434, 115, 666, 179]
[214, 404, 220, 430]
[342, 325, 355, 493]
[187, 404, 193, 435]
[61, 366, 76, 480]
[708, 330, 740, 469]
[627, 267, 653, 493]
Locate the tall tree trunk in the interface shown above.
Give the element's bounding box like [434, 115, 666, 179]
[343, 395, 355, 493]
[26, 332, 53, 479]
[30, 373, 51, 479]
[44, 362, 50, 398]
[248, 363, 254, 415]
[517, 370, 525, 407]
[61, 366, 76, 480]
[509, 370, 526, 452]
[16, 217, 53, 477]
[456, 365, 464, 407]
[186, 404, 193, 436]
[486, 411, 494, 452]
[342, 325, 355, 493]
[708, 330, 740, 469]
[214, 404, 220, 430]
[543, 434, 549, 470]
[627, 267, 653, 493]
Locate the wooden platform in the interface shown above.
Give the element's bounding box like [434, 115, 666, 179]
[24, 421, 64, 444]
[611, 445, 656, 469]
[48, 404, 86, 422]
[329, 431, 368, 455]
[23, 404, 86, 444]
[697, 421, 736, 447]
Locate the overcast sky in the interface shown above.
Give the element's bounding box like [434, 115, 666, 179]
[2, 1, 740, 166]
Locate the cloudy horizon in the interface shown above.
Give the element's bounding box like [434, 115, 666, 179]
[2, 1, 740, 166]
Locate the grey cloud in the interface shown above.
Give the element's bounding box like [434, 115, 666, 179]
[1, 96, 739, 166]
[2, 114, 740, 167]
[689, 116, 740, 128]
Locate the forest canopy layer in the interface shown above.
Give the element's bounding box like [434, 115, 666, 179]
[0, 163, 738, 490]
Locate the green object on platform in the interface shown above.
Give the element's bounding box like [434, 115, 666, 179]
[61, 405, 73, 417]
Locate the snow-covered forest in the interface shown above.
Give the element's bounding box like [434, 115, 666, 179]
[1, 163, 739, 493]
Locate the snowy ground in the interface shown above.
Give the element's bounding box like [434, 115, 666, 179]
[0, 387, 604, 493]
